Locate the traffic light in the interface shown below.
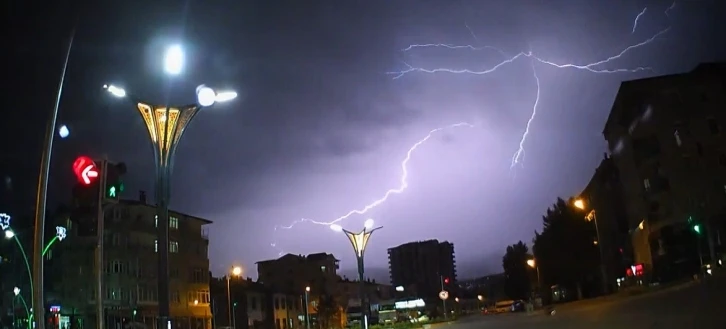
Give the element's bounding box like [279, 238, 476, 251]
[72, 156, 99, 186]
[688, 216, 702, 235]
[444, 277, 450, 284]
[103, 162, 127, 202]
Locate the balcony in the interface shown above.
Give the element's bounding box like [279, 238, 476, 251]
[201, 229, 209, 240]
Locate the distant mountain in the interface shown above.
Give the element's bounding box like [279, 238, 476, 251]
[339, 267, 390, 285]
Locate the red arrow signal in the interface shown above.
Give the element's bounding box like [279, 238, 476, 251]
[73, 156, 99, 185]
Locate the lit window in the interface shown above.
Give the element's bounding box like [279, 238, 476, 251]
[320, 266, 326, 272]
[171, 241, 179, 253]
[643, 179, 651, 191]
[155, 215, 180, 229]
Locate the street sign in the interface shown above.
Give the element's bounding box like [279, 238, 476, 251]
[439, 290, 449, 300]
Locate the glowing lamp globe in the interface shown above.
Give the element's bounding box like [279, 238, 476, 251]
[196, 85, 216, 107]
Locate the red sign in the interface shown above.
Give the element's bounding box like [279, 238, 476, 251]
[73, 156, 99, 185]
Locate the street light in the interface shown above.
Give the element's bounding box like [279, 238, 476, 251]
[164, 45, 184, 75]
[227, 266, 243, 328]
[526, 258, 541, 294]
[330, 219, 382, 329]
[31, 29, 76, 329]
[104, 46, 237, 329]
[304, 287, 311, 329]
[573, 198, 608, 294]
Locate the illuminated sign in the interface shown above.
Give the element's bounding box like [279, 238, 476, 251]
[626, 263, 644, 277]
[395, 299, 425, 309]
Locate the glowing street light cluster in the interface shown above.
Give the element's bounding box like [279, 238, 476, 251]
[330, 219, 381, 329]
[104, 44, 238, 329]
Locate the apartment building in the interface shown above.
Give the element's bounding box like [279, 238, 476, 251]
[603, 62, 726, 281]
[578, 154, 633, 291]
[256, 253, 340, 295]
[388, 240, 457, 300]
[54, 191, 213, 329]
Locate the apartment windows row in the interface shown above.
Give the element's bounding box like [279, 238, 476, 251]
[87, 286, 192, 303]
[155, 215, 180, 229]
[155, 240, 179, 253]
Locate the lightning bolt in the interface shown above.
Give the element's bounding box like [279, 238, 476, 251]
[632, 7, 648, 34]
[272, 122, 474, 253]
[511, 61, 540, 169]
[389, 18, 672, 169]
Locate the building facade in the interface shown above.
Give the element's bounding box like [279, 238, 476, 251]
[55, 191, 213, 329]
[256, 253, 340, 295]
[209, 277, 305, 329]
[387, 240, 457, 300]
[603, 62, 726, 282]
[578, 154, 633, 291]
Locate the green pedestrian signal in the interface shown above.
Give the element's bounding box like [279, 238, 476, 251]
[693, 224, 701, 234]
[108, 186, 117, 198]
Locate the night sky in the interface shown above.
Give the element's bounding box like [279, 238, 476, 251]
[3, 0, 725, 282]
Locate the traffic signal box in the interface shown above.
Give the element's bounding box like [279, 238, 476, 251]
[71, 157, 126, 236]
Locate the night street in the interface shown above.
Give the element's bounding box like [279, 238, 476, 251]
[447, 275, 726, 329]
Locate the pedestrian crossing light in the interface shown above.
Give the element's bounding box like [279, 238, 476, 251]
[693, 224, 701, 234]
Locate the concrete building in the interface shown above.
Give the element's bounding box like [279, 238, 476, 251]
[387, 240, 457, 300]
[54, 191, 213, 329]
[603, 62, 726, 282]
[577, 154, 633, 291]
[256, 253, 340, 295]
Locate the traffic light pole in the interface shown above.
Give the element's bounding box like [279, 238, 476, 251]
[96, 160, 108, 329]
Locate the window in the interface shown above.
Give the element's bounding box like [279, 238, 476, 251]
[137, 285, 158, 302]
[105, 260, 126, 274]
[155, 240, 179, 253]
[707, 118, 720, 135]
[171, 291, 181, 303]
[106, 287, 125, 301]
[643, 179, 651, 191]
[155, 215, 179, 229]
[191, 268, 206, 283]
[320, 265, 326, 273]
[674, 130, 682, 146]
[188, 290, 210, 304]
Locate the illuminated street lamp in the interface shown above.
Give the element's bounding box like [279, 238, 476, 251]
[526, 258, 541, 293]
[3, 213, 69, 308]
[226, 266, 243, 328]
[573, 198, 608, 294]
[330, 219, 381, 329]
[304, 287, 311, 329]
[104, 45, 237, 329]
[12, 287, 31, 329]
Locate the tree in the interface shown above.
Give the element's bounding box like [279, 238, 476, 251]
[315, 294, 341, 329]
[502, 241, 531, 300]
[533, 197, 600, 299]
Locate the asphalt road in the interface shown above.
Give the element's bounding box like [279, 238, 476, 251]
[445, 274, 726, 329]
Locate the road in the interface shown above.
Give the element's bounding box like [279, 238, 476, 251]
[444, 274, 725, 328]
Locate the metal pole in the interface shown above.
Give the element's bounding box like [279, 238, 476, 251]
[304, 292, 310, 329]
[232, 304, 236, 329]
[157, 164, 171, 329]
[96, 160, 108, 329]
[440, 276, 447, 320]
[32, 27, 75, 329]
[357, 256, 365, 329]
[226, 276, 232, 327]
[592, 211, 608, 294]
